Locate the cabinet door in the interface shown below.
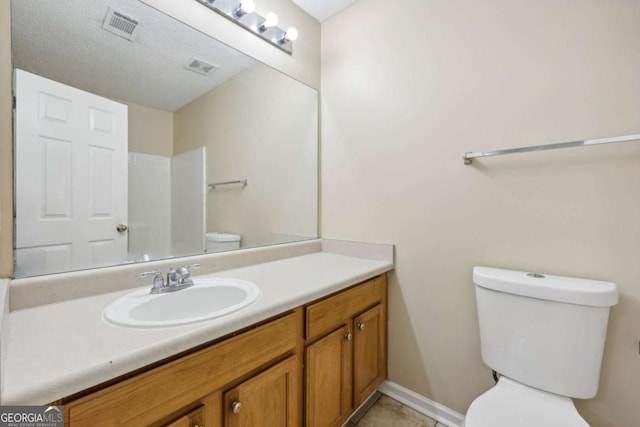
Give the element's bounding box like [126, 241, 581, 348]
[353, 304, 386, 406]
[224, 355, 299, 427]
[165, 406, 204, 427]
[305, 325, 353, 427]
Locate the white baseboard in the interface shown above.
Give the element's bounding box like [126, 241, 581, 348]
[378, 380, 465, 427]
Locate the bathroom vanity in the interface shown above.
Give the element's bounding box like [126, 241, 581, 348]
[2, 240, 393, 427]
[58, 275, 386, 426]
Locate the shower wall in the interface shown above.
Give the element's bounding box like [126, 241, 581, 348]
[171, 147, 207, 256]
[128, 147, 206, 260]
[128, 152, 171, 261]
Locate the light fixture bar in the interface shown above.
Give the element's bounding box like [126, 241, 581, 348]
[196, 0, 296, 55]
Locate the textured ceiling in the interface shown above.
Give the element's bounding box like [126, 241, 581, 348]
[11, 0, 257, 112]
[291, 0, 361, 22]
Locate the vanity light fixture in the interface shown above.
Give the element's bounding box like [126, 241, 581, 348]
[195, 0, 298, 55]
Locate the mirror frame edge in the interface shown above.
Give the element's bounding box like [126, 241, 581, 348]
[0, 0, 13, 278]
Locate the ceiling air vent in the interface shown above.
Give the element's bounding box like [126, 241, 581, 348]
[102, 7, 140, 41]
[184, 57, 218, 76]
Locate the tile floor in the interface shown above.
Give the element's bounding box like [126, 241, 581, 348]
[346, 394, 442, 427]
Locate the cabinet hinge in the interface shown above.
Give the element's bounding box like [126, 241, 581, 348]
[12, 95, 16, 110]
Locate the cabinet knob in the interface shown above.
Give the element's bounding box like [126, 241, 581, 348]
[357, 323, 365, 331]
[345, 333, 353, 341]
[231, 401, 243, 414]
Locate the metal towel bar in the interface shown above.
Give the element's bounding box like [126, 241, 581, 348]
[208, 179, 248, 189]
[463, 133, 640, 164]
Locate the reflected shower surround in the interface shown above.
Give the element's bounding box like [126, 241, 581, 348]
[198, 0, 298, 55]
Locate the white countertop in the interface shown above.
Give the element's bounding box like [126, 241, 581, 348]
[2, 251, 393, 405]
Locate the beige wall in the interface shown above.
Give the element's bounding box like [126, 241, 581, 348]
[0, 2, 12, 277]
[140, 0, 320, 90]
[174, 64, 318, 247]
[321, 0, 640, 426]
[127, 102, 173, 157]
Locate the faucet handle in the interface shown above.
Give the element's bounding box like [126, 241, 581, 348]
[138, 270, 162, 279]
[139, 270, 165, 294]
[177, 264, 201, 284]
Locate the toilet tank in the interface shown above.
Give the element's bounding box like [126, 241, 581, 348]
[205, 232, 241, 253]
[473, 267, 617, 399]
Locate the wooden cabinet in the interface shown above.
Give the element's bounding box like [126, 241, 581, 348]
[304, 274, 387, 427]
[58, 274, 387, 427]
[63, 310, 302, 426]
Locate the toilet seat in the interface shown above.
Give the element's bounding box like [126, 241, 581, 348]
[464, 376, 590, 427]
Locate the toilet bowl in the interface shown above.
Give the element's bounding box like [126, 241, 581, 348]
[465, 266, 618, 427]
[464, 377, 589, 427]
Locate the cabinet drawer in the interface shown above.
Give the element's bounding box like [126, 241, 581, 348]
[66, 311, 300, 426]
[306, 275, 386, 341]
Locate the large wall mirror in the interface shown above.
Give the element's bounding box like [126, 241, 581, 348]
[11, 0, 318, 278]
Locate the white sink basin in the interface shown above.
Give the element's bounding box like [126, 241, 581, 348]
[103, 278, 260, 328]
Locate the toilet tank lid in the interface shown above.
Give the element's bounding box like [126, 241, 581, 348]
[473, 266, 618, 307]
[206, 232, 241, 242]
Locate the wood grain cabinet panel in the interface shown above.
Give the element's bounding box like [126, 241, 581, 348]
[224, 355, 299, 427]
[305, 325, 353, 427]
[164, 405, 204, 427]
[353, 304, 386, 407]
[305, 275, 386, 341]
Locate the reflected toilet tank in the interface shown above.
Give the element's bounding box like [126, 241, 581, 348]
[205, 232, 241, 253]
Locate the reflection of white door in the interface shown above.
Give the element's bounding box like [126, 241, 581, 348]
[14, 69, 128, 277]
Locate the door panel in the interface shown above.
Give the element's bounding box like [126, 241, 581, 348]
[224, 355, 298, 427]
[14, 69, 128, 276]
[305, 325, 352, 427]
[353, 304, 386, 406]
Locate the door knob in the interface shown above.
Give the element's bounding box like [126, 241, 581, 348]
[116, 224, 128, 232]
[231, 401, 243, 414]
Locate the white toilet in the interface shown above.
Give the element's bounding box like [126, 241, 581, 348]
[465, 266, 618, 427]
[205, 232, 241, 253]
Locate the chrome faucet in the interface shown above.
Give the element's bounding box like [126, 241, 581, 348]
[139, 264, 201, 294]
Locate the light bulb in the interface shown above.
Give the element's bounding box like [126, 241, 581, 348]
[259, 12, 278, 32]
[234, 0, 255, 17]
[285, 27, 298, 41]
[278, 27, 298, 44]
[242, 0, 256, 13]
